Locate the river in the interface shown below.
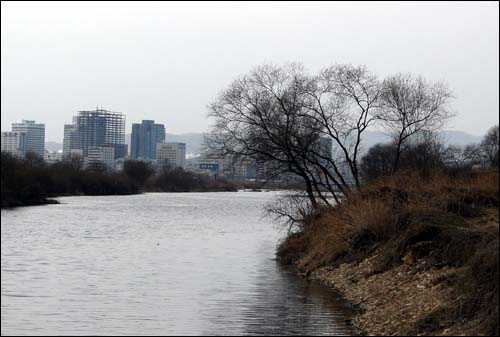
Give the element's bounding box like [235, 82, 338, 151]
[1, 192, 355, 335]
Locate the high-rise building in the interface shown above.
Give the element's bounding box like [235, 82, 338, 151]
[156, 142, 186, 168]
[67, 108, 127, 159]
[63, 124, 80, 160]
[11, 120, 45, 158]
[1, 131, 27, 157]
[130, 120, 165, 160]
[319, 137, 333, 160]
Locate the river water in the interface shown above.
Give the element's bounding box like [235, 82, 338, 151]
[1, 192, 355, 336]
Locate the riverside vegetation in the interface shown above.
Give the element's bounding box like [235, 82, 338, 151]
[0, 152, 236, 208]
[277, 169, 499, 336]
[273, 126, 499, 336]
[206, 62, 499, 336]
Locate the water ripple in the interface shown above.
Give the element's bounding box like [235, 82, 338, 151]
[1, 192, 356, 335]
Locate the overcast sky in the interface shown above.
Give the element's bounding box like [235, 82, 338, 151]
[1, 1, 499, 142]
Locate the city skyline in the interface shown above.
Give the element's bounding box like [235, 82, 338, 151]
[2, 110, 191, 171]
[1, 2, 499, 142]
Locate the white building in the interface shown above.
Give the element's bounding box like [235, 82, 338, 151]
[1, 131, 26, 157]
[12, 120, 45, 159]
[44, 150, 63, 164]
[86, 146, 115, 170]
[156, 142, 186, 168]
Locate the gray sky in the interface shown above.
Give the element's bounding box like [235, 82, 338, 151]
[1, 1, 499, 142]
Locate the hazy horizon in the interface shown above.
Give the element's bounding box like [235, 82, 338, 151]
[2, 1, 499, 142]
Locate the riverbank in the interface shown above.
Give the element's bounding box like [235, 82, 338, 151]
[1, 196, 60, 208]
[278, 170, 499, 336]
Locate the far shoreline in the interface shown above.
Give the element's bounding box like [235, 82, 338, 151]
[1, 188, 284, 209]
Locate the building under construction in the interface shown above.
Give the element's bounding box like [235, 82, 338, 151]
[64, 108, 127, 160]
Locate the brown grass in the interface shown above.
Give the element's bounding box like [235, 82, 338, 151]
[277, 169, 499, 335]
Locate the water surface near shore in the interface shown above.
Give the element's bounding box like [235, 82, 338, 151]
[1, 192, 355, 335]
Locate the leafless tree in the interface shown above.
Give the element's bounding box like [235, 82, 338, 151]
[301, 64, 382, 189]
[265, 193, 316, 234]
[480, 125, 499, 167]
[206, 63, 382, 207]
[206, 63, 328, 206]
[361, 132, 447, 181]
[442, 144, 468, 168]
[379, 73, 454, 174]
[360, 143, 395, 182]
[462, 143, 484, 166]
[401, 131, 447, 178]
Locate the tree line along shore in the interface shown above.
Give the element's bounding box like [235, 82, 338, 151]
[0, 152, 237, 208]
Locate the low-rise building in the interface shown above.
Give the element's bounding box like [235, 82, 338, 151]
[44, 150, 63, 164]
[156, 142, 186, 169]
[86, 146, 115, 170]
[196, 157, 224, 178]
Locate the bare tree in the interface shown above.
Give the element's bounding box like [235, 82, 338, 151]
[400, 131, 446, 178]
[480, 125, 499, 167]
[442, 144, 468, 169]
[379, 73, 454, 174]
[360, 143, 395, 182]
[462, 143, 484, 166]
[265, 193, 316, 234]
[206, 63, 382, 207]
[206, 63, 326, 206]
[301, 64, 382, 189]
[361, 132, 447, 181]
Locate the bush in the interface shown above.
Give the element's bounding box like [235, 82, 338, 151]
[122, 160, 155, 187]
[1, 152, 140, 207]
[146, 166, 236, 192]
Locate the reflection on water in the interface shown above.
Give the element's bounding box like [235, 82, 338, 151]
[1, 192, 356, 335]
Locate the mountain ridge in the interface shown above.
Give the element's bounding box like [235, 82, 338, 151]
[47, 130, 484, 155]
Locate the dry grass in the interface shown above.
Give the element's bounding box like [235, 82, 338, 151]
[277, 169, 499, 335]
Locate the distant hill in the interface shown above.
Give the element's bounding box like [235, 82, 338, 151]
[157, 130, 483, 156]
[439, 130, 483, 146]
[166, 133, 207, 155]
[45, 141, 63, 152]
[99, 129, 486, 157]
[361, 130, 482, 149]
